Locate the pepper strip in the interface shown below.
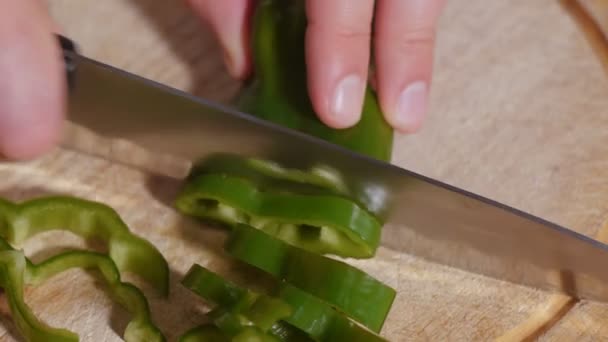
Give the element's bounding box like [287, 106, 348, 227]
[181, 264, 388, 341]
[0, 238, 165, 342]
[236, 0, 394, 162]
[0, 196, 169, 296]
[175, 174, 381, 258]
[0, 246, 165, 342]
[225, 224, 396, 333]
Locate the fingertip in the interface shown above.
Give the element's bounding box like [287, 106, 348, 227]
[374, 0, 444, 134]
[381, 80, 429, 133]
[0, 0, 67, 160]
[304, 0, 375, 130]
[314, 73, 365, 129]
[0, 120, 63, 160]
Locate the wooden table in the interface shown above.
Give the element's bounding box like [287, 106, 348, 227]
[1, 0, 608, 340]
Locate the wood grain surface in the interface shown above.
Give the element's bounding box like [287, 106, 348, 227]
[1, 0, 608, 340]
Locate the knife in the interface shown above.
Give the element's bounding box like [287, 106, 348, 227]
[58, 35, 608, 302]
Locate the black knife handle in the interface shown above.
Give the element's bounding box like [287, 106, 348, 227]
[56, 34, 79, 91]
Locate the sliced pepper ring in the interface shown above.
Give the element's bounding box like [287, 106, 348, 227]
[181, 263, 388, 341]
[0, 244, 165, 342]
[225, 224, 396, 333]
[179, 324, 229, 342]
[26, 251, 165, 342]
[0, 250, 77, 341]
[175, 174, 382, 258]
[0, 196, 170, 296]
[180, 264, 299, 341]
[190, 153, 348, 195]
[279, 283, 389, 342]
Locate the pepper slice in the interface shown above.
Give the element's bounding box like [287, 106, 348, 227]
[175, 174, 381, 258]
[236, 0, 394, 162]
[0, 244, 165, 342]
[278, 284, 388, 342]
[0, 196, 169, 296]
[225, 224, 396, 333]
[0, 250, 76, 341]
[189, 153, 349, 196]
[181, 264, 388, 341]
[180, 264, 302, 341]
[180, 324, 283, 342]
[179, 325, 229, 342]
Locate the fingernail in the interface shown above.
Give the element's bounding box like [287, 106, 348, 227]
[331, 74, 365, 126]
[396, 81, 428, 130]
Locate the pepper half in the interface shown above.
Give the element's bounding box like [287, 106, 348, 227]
[236, 0, 394, 162]
[0, 196, 170, 296]
[0, 240, 165, 341]
[225, 224, 396, 333]
[175, 174, 382, 258]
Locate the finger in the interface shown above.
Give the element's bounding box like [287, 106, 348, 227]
[187, 0, 255, 79]
[305, 0, 376, 129]
[374, 0, 447, 132]
[0, 0, 66, 159]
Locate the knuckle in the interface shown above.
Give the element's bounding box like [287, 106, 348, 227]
[308, 20, 372, 41]
[397, 27, 436, 50]
[334, 27, 372, 40]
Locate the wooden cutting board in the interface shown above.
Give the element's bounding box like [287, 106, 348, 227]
[1, 0, 608, 340]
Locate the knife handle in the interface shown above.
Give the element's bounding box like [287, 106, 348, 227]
[56, 34, 78, 92]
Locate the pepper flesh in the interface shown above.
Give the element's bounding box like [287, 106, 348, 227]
[179, 325, 230, 342]
[0, 250, 76, 341]
[0, 242, 165, 342]
[236, 0, 394, 162]
[278, 284, 388, 342]
[225, 224, 396, 333]
[189, 153, 349, 196]
[181, 263, 387, 342]
[0, 196, 169, 296]
[175, 174, 381, 258]
[180, 264, 300, 341]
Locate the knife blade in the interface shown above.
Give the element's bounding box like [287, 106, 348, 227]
[61, 37, 608, 302]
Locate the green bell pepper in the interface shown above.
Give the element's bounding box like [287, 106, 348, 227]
[0, 241, 164, 341]
[175, 174, 381, 259]
[0, 250, 75, 341]
[0, 196, 169, 296]
[225, 224, 396, 333]
[236, 0, 393, 162]
[180, 325, 229, 342]
[180, 263, 301, 341]
[278, 284, 388, 342]
[181, 263, 388, 342]
[189, 153, 349, 196]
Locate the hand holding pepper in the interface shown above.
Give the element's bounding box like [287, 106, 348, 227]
[0, 0, 446, 160]
[189, 0, 447, 132]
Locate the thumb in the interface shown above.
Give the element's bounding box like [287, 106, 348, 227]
[0, 0, 66, 160]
